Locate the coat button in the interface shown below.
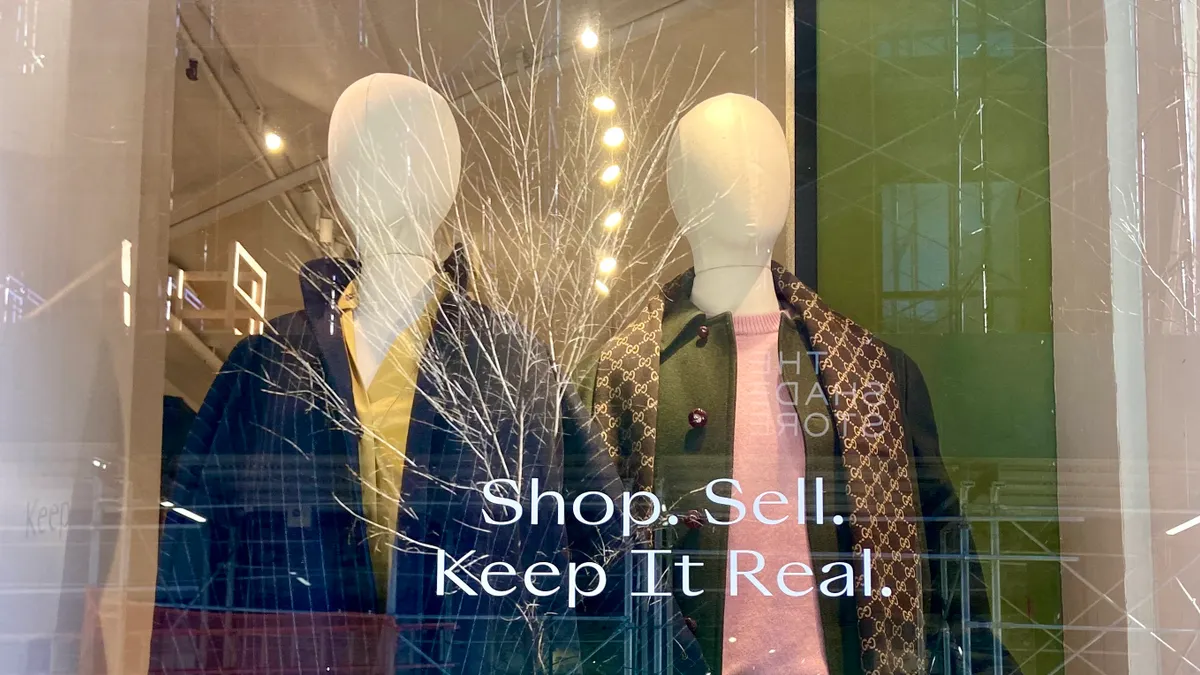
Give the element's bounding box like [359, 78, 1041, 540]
[688, 408, 708, 428]
[684, 616, 698, 633]
[696, 325, 710, 339]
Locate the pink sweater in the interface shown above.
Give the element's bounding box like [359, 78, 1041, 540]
[722, 313, 829, 675]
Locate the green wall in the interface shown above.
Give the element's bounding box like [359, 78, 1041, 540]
[815, 1, 1063, 672]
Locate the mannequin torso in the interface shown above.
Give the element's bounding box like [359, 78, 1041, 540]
[328, 73, 462, 385]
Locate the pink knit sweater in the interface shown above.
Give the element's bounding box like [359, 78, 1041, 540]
[721, 313, 829, 675]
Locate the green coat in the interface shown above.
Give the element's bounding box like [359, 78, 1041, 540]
[580, 265, 1019, 675]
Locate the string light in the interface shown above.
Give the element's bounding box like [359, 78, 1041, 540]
[603, 127, 625, 148]
[594, 279, 611, 295]
[592, 96, 616, 113]
[600, 164, 621, 184]
[580, 27, 599, 49]
[603, 211, 623, 229]
[598, 257, 617, 274]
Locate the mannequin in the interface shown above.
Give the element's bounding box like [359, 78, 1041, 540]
[585, 93, 1017, 674]
[328, 73, 461, 385]
[158, 71, 618, 675]
[666, 93, 790, 317]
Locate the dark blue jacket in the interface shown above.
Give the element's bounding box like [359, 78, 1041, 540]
[156, 249, 621, 674]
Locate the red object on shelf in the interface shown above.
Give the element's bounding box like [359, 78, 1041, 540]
[147, 606, 453, 674]
[150, 607, 400, 674]
[79, 589, 456, 674]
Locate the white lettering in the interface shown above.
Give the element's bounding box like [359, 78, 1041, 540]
[630, 550, 672, 597]
[706, 479, 745, 525]
[572, 490, 615, 527]
[531, 477, 565, 526]
[482, 480, 522, 526]
[621, 490, 662, 536]
[752, 490, 789, 525]
[819, 562, 854, 597]
[524, 561, 561, 597]
[729, 550, 772, 597]
[777, 562, 814, 597]
[437, 549, 478, 596]
[567, 562, 606, 608]
[480, 561, 517, 596]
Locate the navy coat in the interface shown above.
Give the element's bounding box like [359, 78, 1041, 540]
[156, 250, 620, 674]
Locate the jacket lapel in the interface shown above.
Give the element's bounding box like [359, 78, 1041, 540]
[298, 257, 361, 458]
[773, 263, 927, 675]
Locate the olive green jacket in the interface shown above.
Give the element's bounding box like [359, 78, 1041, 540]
[579, 264, 1019, 675]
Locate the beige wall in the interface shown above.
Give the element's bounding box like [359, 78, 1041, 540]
[0, 0, 175, 671]
[1050, 1, 1200, 673]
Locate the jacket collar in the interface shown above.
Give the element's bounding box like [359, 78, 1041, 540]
[299, 244, 470, 319]
[298, 245, 472, 428]
[658, 261, 804, 351]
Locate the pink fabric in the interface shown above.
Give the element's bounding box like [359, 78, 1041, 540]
[721, 313, 829, 675]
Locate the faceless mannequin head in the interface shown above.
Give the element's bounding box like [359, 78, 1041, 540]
[666, 93, 791, 272]
[328, 73, 462, 261]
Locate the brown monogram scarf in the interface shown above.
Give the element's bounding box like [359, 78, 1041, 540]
[592, 262, 926, 674]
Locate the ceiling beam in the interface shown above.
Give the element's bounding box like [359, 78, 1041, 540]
[170, 159, 324, 239]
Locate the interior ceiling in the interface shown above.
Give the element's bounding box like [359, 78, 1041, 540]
[170, 0, 681, 220]
[165, 0, 786, 404]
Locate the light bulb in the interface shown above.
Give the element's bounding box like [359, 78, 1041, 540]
[594, 279, 611, 295]
[603, 126, 625, 148]
[592, 95, 616, 113]
[598, 257, 617, 274]
[600, 164, 621, 184]
[603, 211, 623, 229]
[580, 27, 599, 49]
[264, 131, 284, 152]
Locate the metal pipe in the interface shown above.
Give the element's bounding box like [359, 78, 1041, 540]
[170, 159, 324, 239]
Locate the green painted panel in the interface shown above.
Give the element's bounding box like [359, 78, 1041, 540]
[816, 1, 1063, 672]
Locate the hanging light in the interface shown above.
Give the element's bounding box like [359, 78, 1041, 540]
[580, 27, 599, 49]
[603, 211, 623, 229]
[603, 127, 625, 148]
[600, 164, 621, 184]
[592, 95, 616, 113]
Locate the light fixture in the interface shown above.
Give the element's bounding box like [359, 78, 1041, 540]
[600, 164, 621, 184]
[592, 95, 616, 113]
[603, 127, 625, 148]
[603, 211, 623, 229]
[121, 239, 133, 327]
[580, 27, 599, 49]
[121, 240, 132, 287]
[264, 131, 284, 153]
[598, 257, 617, 274]
[172, 506, 207, 524]
[594, 279, 610, 295]
[1168, 515, 1200, 536]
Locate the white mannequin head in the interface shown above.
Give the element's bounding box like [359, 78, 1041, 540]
[328, 73, 462, 261]
[666, 93, 791, 272]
